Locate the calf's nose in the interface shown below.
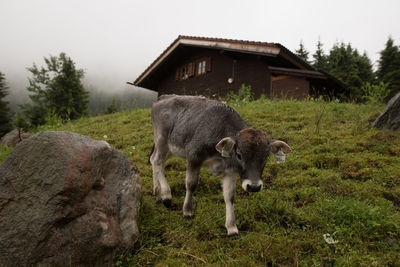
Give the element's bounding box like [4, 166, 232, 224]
[247, 184, 262, 192]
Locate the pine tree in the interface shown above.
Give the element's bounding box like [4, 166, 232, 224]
[13, 112, 30, 141]
[355, 51, 374, 85]
[377, 37, 400, 100]
[26, 52, 89, 124]
[0, 72, 12, 137]
[326, 42, 374, 101]
[312, 39, 328, 71]
[105, 98, 118, 114]
[295, 40, 310, 63]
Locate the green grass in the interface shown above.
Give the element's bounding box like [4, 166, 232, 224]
[0, 145, 13, 163]
[1, 99, 400, 266]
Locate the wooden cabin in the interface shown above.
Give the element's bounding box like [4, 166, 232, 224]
[132, 36, 344, 99]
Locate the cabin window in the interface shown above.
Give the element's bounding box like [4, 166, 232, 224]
[196, 57, 211, 76]
[176, 65, 190, 80]
[180, 66, 188, 80]
[175, 57, 211, 81]
[197, 60, 206, 75]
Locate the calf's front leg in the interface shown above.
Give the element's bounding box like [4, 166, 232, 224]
[222, 174, 239, 236]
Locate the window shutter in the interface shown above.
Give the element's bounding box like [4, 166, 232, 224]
[188, 62, 194, 77]
[206, 57, 211, 72]
[195, 60, 200, 76]
[175, 68, 180, 80]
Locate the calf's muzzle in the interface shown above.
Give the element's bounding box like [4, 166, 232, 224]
[246, 183, 262, 192]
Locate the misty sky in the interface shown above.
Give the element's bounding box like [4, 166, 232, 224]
[1, 0, 399, 103]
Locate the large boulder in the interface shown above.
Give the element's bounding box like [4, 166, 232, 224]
[372, 92, 400, 131]
[0, 131, 141, 266]
[0, 129, 30, 147]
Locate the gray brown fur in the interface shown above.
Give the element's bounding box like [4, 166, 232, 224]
[149, 95, 291, 235]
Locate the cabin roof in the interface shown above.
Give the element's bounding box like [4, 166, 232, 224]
[133, 35, 316, 87]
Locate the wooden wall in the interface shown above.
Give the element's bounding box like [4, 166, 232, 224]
[157, 48, 271, 99]
[271, 75, 309, 99]
[153, 46, 309, 100]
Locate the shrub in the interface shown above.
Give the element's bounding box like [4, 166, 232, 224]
[361, 82, 391, 104]
[227, 84, 253, 104]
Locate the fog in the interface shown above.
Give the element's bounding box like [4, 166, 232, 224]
[1, 0, 399, 113]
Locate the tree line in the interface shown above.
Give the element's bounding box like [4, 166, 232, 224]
[1, 37, 400, 137]
[295, 37, 400, 102]
[0, 53, 156, 137]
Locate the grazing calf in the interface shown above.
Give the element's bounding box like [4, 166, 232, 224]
[149, 95, 291, 236]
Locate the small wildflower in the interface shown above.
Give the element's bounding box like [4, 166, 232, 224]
[103, 135, 108, 139]
[323, 233, 339, 244]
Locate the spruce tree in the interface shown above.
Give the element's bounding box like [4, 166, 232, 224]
[355, 51, 374, 85]
[312, 39, 328, 71]
[0, 72, 12, 137]
[326, 42, 374, 101]
[295, 40, 310, 63]
[105, 98, 118, 114]
[377, 37, 400, 100]
[13, 112, 30, 141]
[26, 53, 89, 124]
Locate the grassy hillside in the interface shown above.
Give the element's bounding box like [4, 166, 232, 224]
[1, 99, 400, 266]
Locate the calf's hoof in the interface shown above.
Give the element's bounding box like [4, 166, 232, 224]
[183, 214, 194, 220]
[227, 226, 239, 237]
[228, 232, 239, 238]
[183, 209, 194, 219]
[162, 199, 172, 208]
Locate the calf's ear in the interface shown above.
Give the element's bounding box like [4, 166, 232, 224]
[270, 140, 292, 163]
[270, 140, 292, 154]
[216, 137, 235, 157]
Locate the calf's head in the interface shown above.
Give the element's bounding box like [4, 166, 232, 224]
[216, 128, 291, 192]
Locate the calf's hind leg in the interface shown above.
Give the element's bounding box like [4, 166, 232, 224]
[150, 142, 172, 206]
[183, 162, 200, 218]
